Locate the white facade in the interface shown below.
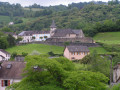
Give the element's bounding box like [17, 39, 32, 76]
[33, 33, 50, 41]
[0, 79, 21, 90]
[0, 51, 10, 62]
[20, 36, 33, 43]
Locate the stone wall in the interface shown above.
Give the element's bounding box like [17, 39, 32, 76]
[30, 42, 100, 47]
[46, 37, 94, 43]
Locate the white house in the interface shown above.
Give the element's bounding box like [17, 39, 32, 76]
[8, 22, 14, 26]
[0, 49, 11, 62]
[18, 31, 50, 43]
[33, 31, 50, 41]
[18, 31, 33, 43]
[0, 61, 26, 90]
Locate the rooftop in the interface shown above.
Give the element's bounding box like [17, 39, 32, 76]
[66, 46, 89, 52]
[0, 61, 26, 79]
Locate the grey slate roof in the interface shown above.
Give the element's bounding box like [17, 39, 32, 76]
[50, 20, 57, 28]
[18, 31, 50, 36]
[67, 46, 89, 52]
[18, 31, 34, 36]
[52, 29, 84, 37]
[0, 61, 26, 79]
[0, 49, 10, 55]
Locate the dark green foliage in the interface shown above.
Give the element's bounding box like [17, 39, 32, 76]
[63, 71, 109, 90]
[87, 51, 110, 77]
[0, 37, 9, 49]
[22, 52, 28, 57]
[48, 51, 55, 56]
[11, 52, 17, 58]
[7, 55, 109, 90]
[7, 34, 16, 47]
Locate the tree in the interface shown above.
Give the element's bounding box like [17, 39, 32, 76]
[7, 34, 16, 47]
[40, 37, 43, 40]
[16, 37, 23, 44]
[44, 36, 48, 39]
[0, 37, 9, 49]
[63, 71, 109, 90]
[7, 55, 109, 90]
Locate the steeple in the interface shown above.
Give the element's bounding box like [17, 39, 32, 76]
[50, 20, 57, 28]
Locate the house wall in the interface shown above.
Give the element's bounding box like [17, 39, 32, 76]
[33, 34, 50, 41]
[0, 79, 21, 90]
[0, 52, 10, 61]
[64, 48, 70, 59]
[66, 34, 76, 38]
[64, 47, 89, 60]
[20, 36, 33, 43]
[69, 51, 89, 60]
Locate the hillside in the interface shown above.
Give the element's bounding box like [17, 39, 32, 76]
[10, 4, 120, 35]
[94, 32, 120, 44]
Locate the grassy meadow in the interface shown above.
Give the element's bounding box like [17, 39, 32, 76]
[6, 44, 64, 55]
[94, 32, 120, 44]
[89, 47, 108, 54]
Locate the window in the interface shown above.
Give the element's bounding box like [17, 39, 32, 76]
[71, 57, 75, 60]
[72, 52, 75, 55]
[1, 80, 10, 87]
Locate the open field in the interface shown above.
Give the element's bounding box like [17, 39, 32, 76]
[93, 32, 120, 44]
[89, 47, 108, 54]
[6, 44, 64, 55]
[6, 43, 108, 55]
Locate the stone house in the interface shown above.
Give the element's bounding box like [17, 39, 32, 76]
[50, 20, 84, 38]
[47, 20, 93, 43]
[0, 49, 11, 62]
[113, 62, 120, 83]
[64, 46, 90, 60]
[0, 61, 26, 90]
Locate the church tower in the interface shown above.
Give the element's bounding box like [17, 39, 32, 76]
[50, 20, 57, 37]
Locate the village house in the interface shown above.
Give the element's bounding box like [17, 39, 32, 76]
[18, 31, 50, 43]
[0, 49, 11, 62]
[47, 20, 94, 43]
[50, 20, 85, 38]
[64, 46, 90, 60]
[32, 31, 50, 41]
[113, 62, 120, 83]
[18, 31, 34, 43]
[0, 61, 26, 90]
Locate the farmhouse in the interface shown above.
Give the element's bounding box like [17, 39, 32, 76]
[0, 49, 11, 62]
[113, 62, 120, 83]
[0, 61, 26, 90]
[64, 46, 89, 60]
[18, 31, 50, 43]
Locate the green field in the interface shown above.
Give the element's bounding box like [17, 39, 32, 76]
[0, 15, 11, 23]
[6, 44, 64, 55]
[89, 47, 108, 54]
[94, 32, 120, 44]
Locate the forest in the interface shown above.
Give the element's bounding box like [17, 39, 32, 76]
[0, 1, 120, 37]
